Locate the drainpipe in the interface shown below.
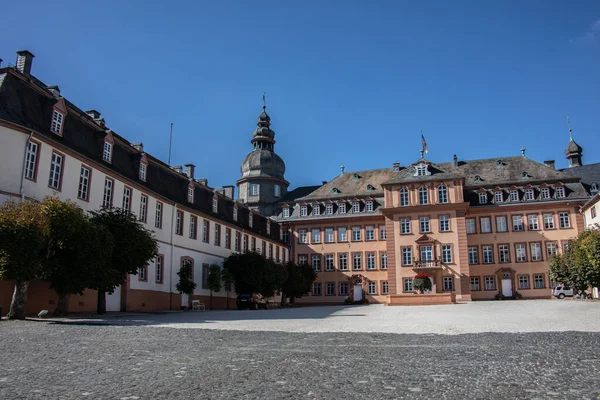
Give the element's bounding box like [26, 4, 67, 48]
[19, 131, 34, 201]
[169, 202, 176, 310]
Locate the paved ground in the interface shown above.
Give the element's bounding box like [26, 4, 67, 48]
[1, 300, 599, 399]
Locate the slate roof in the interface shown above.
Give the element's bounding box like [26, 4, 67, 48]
[281, 185, 322, 203]
[297, 168, 395, 201]
[560, 162, 600, 188]
[0, 67, 283, 243]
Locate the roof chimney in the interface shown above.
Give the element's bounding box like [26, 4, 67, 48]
[171, 165, 183, 174]
[184, 164, 195, 179]
[16, 50, 34, 75]
[47, 85, 60, 98]
[132, 142, 144, 153]
[340, 165, 345, 175]
[453, 154, 458, 168]
[543, 160, 555, 170]
[86, 109, 101, 119]
[322, 181, 327, 185]
[392, 162, 400, 171]
[218, 185, 234, 199]
[197, 178, 208, 186]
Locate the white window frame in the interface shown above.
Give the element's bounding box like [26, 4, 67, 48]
[352, 253, 362, 270]
[353, 202, 360, 213]
[494, 191, 503, 203]
[282, 207, 290, 218]
[479, 192, 487, 204]
[325, 254, 334, 271]
[438, 185, 448, 204]
[555, 186, 565, 198]
[404, 278, 414, 292]
[365, 200, 373, 212]
[516, 243, 527, 262]
[399, 188, 409, 206]
[466, 218, 476, 234]
[480, 217, 491, 233]
[510, 190, 519, 201]
[381, 252, 388, 269]
[541, 187, 550, 199]
[442, 244, 452, 264]
[365, 226, 375, 241]
[531, 243, 542, 261]
[339, 203, 346, 214]
[496, 216, 507, 232]
[544, 214, 555, 229]
[420, 245, 433, 261]
[77, 166, 91, 201]
[379, 225, 387, 240]
[468, 247, 478, 264]
[352, 226, 361, 241]
[439, 215, 450, 232]
[103, 141, 112, 162]
[24, 141, 38, 180]
[326, 204, 333, 215]
[48, 152, 63, 190]
[419, 216, 430, 233]
[274, 184, 281, 197]
[139, 194, 148, 223]
[443, 276, 454, 291]
[528, 214, 539, 230]
[155, 202, 162, 228]
[298, 229, 307, 244]
[102, 178, 113, 208]
[482, 245, 493, 264]
[499, 244, 510, 263]
[250, 184, 259, 196]
[470, 277, 480, 291]
[368, 281, 377, 295]
[325, 228, 334, 243]
[402, 247, 412, 265]
[401, 218, 411, 234]
[51, 110, 64, 134]
[122, 186, 132, 211]
[188, 187, 195, 203]
[525, 188, 534, 201]
[418, 186, 429, 205]
[485, 276, 496, 290]
[139, 163, 147, 181]
[233, 206, 238, 221]
[155, 256, 163, 283]
[513, 215, 524, 231]
[339, 253, 348, 271]
[212, 198, 218, 213]
[300, 206, 307, 216]
[313, 205, 320, 216]
[339, 282, 349, 295]
[311, 229, 321, 243]
[366, 252, 376, 270]
[559, 212, 570, 228]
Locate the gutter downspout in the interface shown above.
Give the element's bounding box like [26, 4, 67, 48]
[169, 202, 176, 310]
[19, 131, 33, 201]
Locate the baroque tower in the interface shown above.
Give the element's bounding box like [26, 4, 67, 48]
[237, 102, 289, 216]
[565, 115, 583, 168]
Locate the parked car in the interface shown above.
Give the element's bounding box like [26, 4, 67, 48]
[552, 286, 574, 299]
[236, 293, 268, 310]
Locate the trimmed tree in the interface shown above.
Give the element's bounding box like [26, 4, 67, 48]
[206, 264, 222, 310]
[176, 260, 196, 310]
[0, 200, 48, 320]
[89, 208, 158, 314]
[413, 274, 432, 294]
[280, 262, 317, 306]
[222, 252, 267, 295]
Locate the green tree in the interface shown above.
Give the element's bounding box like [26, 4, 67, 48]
[280, 262, 316, 306]
[89, 208, 158, 314]
[176, 260, 196, 309]
[223, 251, 267, 294]
[548, 230, 600, 292]
[221, 267, 234, 309]
[206, 264, 222, 310]
[0, 200, 48, 320]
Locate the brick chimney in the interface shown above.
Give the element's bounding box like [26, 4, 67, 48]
[16, 50, 34, 75]
[184, 164, 195, 179]
[47, 85, 60, 98]
[197, 178, 208, 186]
[132, 142, 144, 152]
[392, 162, 400, 171]
[218, 185, 234, 199]
[543, 160, 555, 170]
[453, 154, 458, 168]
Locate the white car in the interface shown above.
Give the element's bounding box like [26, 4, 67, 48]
[553, 286, 574, 299]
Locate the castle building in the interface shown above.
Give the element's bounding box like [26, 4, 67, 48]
[0, 51, 288, 314]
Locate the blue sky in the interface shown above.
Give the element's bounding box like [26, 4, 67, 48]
[2, 1, 599, 191]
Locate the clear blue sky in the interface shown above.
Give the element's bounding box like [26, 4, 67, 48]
[2, 1, 599, 192]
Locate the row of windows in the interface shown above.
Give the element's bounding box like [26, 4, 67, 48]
[400, 244, 453, 265]
[249, 183, 281, 198]
[402, 276, 455, 292]
[310, 281, 389, 296]
[468, 274, 546, 291]
[467, 242, 563, 265]
[142, 258, 235, 291]
[297, 225, 387, 244]
[399, 215, 452, 234]
[298, 252, 388, 271]
[477, 186, 566, 205]
[287, 200, 376, 218]
[397, 185, 450, 207]
[466, 213, 571, 234]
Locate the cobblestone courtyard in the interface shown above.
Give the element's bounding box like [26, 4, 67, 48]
[1, 300, 599, 399]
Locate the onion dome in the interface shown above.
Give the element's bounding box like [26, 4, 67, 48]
[241, 150, 286, 180]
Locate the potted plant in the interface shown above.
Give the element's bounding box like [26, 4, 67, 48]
[413, 274, 432, 294]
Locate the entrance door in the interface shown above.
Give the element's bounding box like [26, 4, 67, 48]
[424, 277, 435, 294]
[106, 286, 121, 312]
[181, 293, 189, 308]
[353, 285, 363, 302]
[502, 279, 513, 297]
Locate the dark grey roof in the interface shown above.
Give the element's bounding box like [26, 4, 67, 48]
[297, 168, 395, 201]
[0, 67, 283, 244]
[565, 139, 583, 155]
[240, 149, 286, 180]
[281, 185, 322, 203]
[560, 162, 600, 187]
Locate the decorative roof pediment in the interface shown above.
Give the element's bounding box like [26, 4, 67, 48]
[53, 98, 68, 115]
[140, 153, 148, 165]
[415, 234, 435, 243]
[104, 129, 115, 144]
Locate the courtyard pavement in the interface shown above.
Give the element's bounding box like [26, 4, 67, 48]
[1, 300, 599, 399]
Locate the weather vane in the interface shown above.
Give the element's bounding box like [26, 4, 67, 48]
[262, 92, 266, 110]
[567, 114, 573, 141]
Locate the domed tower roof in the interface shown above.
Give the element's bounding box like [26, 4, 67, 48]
[565, 115, 583, 168]
[565, 139, 583, 155]
[240, 149, 286, 180]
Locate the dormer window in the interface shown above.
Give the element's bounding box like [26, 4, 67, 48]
[212, 196, 218, 212]
[541, 187, 550, 199]
[367, 184, 375, 192]
[521, 171, 529, 179]
[233, 205, 238, 221]
[282, 207, 290, 218]
[139, 162, 147, 182]
[326, 204, 333, 215]
[51, 110, 64, 135]
[339, 203, 346, 214]
[525, 188, 534, 201]
[592, 183, 599, 193]
[555, 186, 565, 199]
[353, 173, 360, 181]
[249, 213, 253, 228]
[267, 221, 271, 235]
[313, 205, 320, 216]
[479, 192, 488, 204]
[332, 188, 340, 194]
[415, 163, 429, 177]
[300, 206, 307, 216]
[474, 175, 482, 183]
[497, 159, 503, 167]
[495, 191, 503, 203]
[187, 186, 194, 203]
[353, 202, 360, 213]
[366, 200, 373, 212]
[510, 190, 519, 201]
[103, 141, 112, 162]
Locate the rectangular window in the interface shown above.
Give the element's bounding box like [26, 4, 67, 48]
[381, 281, 389, 294]
[510, 190, 519, 201]
[282, 230, 290, 244]
[402, 247, 413, 265]
[325, 228, 334, 243]
[24, 141, 39, 180]
[482, 245, 494, 264]
[352, 253, 362, 270]
[442, 244, 452, 264]
[155, 201, 163, 228]
[189, 215, 197, 239]
[298, 255, 308, 265]
[312, 282, 322, 296]
[480, 217, 491, 233]
[338, 253, 348, 271]
[268, 243, 273, 259]
[326, 282, 335, 296]
[352, 226, 361, 241]
[365, 226, 375, 240]
[498, 244, 510, 263]
[546, 242, 557, 257]
[368, 281, 377, 295]
[338, 227, 347, 242]
[339, 282, 349, 296]
[528, 215, 539, 230]
[48, 152, 63, 190]
[399, 189, 409, 206]
[103, 142, 112, 162]
[282, 207, 290, 218]
[439, 215, 450, 232]
[515, 243, 527, 262]
[470, 277, 480, 291]
[525, 188, 535, 201]
[403, 278, 413, 292]
[175, 210, 183, 235]
[313, 205, 320, 216]
[138, 265, 147, 281]
[298, 229, 307, 243]
[312, 255, 321, 272]
[251, 237, 256, 251]
[513, 215, 524, 231]
[311, 229, 321, 243]
[401, 218, 411, 234]
[77, 166, 91, 200]
[214, 224, 221, 246]
[544, 214, 555, 229]
[443, 276, 454, 291]
[466, 218, 476, 234]
[300, 206, 307, 216]
[102, 178, 113, 208]
[325, 254, 334, 271]
[534, 274, 545, 289]
[339, 203, 346, 214]
[51, 110, 64, 134]
[366, 201, 374, 212]
[555, 186, 565, 198]
[353, 202, 360, 213]
[419, 187, 429, 205]
[243, 234, 248, 252]
[519, 275, 530, 290]
[233, 207, 238, 221]
[379, 225, 387, 240]
[420, 245, 433, 261]
[212, 198, 218, 213]
[468, 247, 478, 264]
[496, 216, 507, 232]
[250, 184, 259, 196]
[494, 191, 503, 203]
[479, 192, 488, 204]
[235, 231, 241, 252]
[366, 252, 376, 270]
[139, 163, 147, 181]
[139, 194, 148, 223]
[541, 187, 550, 199]
[202, 264, 209, 289]
[559, 212, 570, 228]
[530, 242, 542, 261]
[484, 276, 496, 290]
[122, 187, 132, 211]
[274, 184, 281, 197]
[202, 220, 209, 243]
[419, 216, 430, 233]
[322, 204, 332, 215]
[155, 255, 163, 283]
[187, 187, 194, 203]
[381, 252, 388, 270]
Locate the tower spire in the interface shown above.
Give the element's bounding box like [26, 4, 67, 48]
[567, 114, 573, 141]
[262, 92, 266, 111]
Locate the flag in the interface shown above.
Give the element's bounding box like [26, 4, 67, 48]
[421, 131, 428, 154]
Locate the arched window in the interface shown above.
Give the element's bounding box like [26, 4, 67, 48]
[399, 187, 409, 206]
[438, 185, 448, 204]
[418, 186, 428, 205]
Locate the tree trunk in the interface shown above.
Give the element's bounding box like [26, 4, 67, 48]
[53, 294, 71, 317]
[280, 291, 286, 307]
[210, 291, 213, 310]
[97, 290, 107, 314]
[226, 291, 230, 310]
[7, 281, 28, 320]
